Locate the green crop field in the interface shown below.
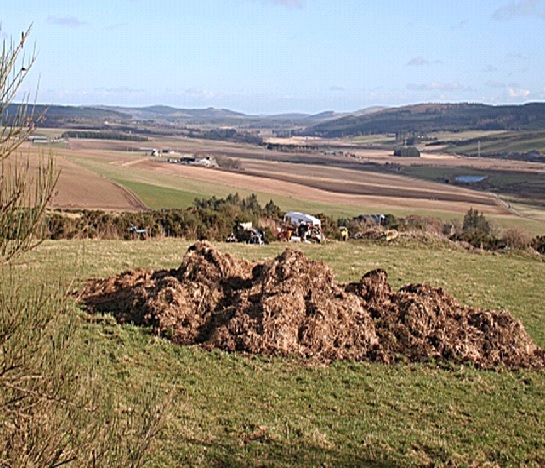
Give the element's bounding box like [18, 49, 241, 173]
[441, 130, 545, 156]
[7, 238, 545, 466]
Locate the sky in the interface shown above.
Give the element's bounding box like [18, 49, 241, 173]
[3, 0, 545, 114]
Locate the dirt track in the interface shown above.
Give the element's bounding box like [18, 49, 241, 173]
[51, 156, 147, 211]
[21, 145, 146, 211]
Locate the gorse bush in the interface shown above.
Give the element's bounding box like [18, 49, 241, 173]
[449, 208, 498, 249]
[41, 202, 545, 257]
[462, 207, 491, 235]
[43, 193, 284, 241]
[532, 235, 545, 254]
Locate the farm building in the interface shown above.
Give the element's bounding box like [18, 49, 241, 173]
[28, 135, 49, 144]
[393, 146, 420, 157]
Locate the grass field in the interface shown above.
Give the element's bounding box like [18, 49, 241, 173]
[349, 130, 545, 156]
[440, 130, 545, 156]
[12, 238, 545, 466]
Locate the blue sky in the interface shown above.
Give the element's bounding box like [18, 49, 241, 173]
[3, 0, 545, 114]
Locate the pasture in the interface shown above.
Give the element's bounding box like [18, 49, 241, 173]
[10, 238, 545, 466]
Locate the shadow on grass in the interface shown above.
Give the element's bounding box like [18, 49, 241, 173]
[172, 436, 398, 467]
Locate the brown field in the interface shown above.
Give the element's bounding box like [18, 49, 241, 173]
[20, 135, 545, 223]
[136, 158, 507, 214]
[22, 143, 146, 211]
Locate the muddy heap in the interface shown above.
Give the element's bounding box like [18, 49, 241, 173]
[80, 241, 545, 369]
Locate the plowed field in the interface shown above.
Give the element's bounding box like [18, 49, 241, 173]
[22, 137, 544, 217]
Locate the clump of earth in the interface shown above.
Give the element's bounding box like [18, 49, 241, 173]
[79, 241, 545, 369]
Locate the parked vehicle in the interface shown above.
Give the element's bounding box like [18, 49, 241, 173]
[278, 211, 324, 243]
[226, 221, 266, 244]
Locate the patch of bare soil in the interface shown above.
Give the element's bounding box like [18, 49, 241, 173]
[21, 146, 147, 211]
[79, 242, 545, 369]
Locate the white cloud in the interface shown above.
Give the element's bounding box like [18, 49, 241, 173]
[184, 87, 216, 99]
[492, 0, 545, 20]
[406, 56, 442, 67]
[406, 81, 465, 91]
[508, 87, 530, 97]
[47, 16, 87, 27]
[406, 56, 429, 67]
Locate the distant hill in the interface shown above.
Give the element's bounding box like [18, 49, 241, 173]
[7, 102, 545, 135]
[269, 107, 386, 123]
[5, 103, 386, 129]
[302, 102, 545, 137]
[2, 104, 131, 127]
[107, 105, 247, 122]
[352, 106, 388, 116]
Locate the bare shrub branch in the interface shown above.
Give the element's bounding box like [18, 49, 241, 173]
[0, 26, 58, 263]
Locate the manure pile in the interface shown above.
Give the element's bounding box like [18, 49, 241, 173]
[80, 241, 545, 369]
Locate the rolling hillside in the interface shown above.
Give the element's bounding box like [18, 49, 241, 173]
[303, 102, 545, 137]
[5, 103, 346, 128]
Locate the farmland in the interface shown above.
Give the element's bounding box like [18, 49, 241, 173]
[8, 238, 545, 466]
[23, 127, 545, 232]
[6, 118, 545, 465]
[4, 11, 545, 463]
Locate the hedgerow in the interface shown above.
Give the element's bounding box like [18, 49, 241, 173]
[43, 194, 283, 241]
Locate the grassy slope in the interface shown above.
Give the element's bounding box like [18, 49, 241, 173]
[20, 239, 545, 466]
[442, 130, 545, 155]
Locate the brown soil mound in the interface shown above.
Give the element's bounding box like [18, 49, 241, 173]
[79, 242, 545, 369]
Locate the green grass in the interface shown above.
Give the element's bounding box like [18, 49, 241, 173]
[428, 130, 509, 142]
[12, 238, 545, 466]
[112, 179, 204, 209]
[436, 130, 545, 155]
[350, 134, 398, 146]
[87, 325, 545, 466]
[111, 177, 368, 217]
